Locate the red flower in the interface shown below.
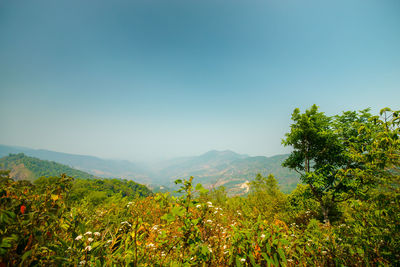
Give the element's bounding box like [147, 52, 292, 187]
[20, 205, 26, 214]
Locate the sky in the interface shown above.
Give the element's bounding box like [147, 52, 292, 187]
[0, 0, 399, 161]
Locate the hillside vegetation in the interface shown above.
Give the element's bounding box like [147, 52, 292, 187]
[0, 146, 299, 195]
[0, 153, 97, 181]
[0, 106, 399, 266]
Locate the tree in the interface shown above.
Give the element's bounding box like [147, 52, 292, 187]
[282, 105, 399, 224]
[247, 174, 286, 220]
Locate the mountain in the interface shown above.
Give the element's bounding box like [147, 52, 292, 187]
[0, 145, 151, 183]
[153, 152, 299, 194]
[0, 153, 152, 199]
[0, 153, 98, 181]
[0, 145, 300, 195]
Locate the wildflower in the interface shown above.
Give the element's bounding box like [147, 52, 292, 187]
[107, 239, 113, 243]
[85, 246, 92, 251]
[121, 221, 132, 227]
[20, 205, 26, 214]
[237, 211, 242, 215]
[152, 225, 158, 231]
[84, 231, 92, 236]
[240, 258, 246, 262]
[94, 232, 101, 236]
[208, 247, 212, 252]
[287, 259, 293, 263]
[79, 260, 86, 265]
[88, 237, 94, 242]
[214, 211, 218, 214]
[322, 250, 327, 255]
[196, 204, 201, 208]
[207, 201, 212, 205]
[206, 219, 212, 223]
[161, 252, 166, 257]
[261, 234, 266, 239]
[147, 243, 155, 248]
[75, 235, 83, 241]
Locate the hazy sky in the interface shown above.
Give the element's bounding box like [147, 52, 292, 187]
[1, 0, 399, 161]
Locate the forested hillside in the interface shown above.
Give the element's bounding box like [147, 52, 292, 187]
[0, 146, 299, 194]
[154, 151, 299, 194]
[1, 106, 398, 266]
[0, 146, 151, 183]
[0, 153, 97, 181]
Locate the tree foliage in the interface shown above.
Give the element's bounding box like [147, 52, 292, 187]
[282, 105, 399, 223]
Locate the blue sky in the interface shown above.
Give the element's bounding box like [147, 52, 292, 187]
[1, 0, 399, 161]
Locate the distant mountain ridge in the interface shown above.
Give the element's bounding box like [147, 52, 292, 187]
[0, 145, 300, 194]
[153, 151, 299, 194]
[0, 145, 151, 183]
[0, 153, 98, 181]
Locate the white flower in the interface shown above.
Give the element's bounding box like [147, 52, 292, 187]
[85, 246, 92, 251]
[207, 201, 212, 205]
[88, 237, 94, 242]
[196, 204, 201, 208]
[147, 243, 155, 248]
[322, 250, 327, 255]
[94, 232, 101, 236]
[214, 211, 218, 214]
[260, 234, 266, 239]
[79, 260, 86, 265]
[84, 231, 92, 236]
[75, 235, 83, 240]
[206, 219, 212, 223]
[208, 247, 212, 252]
[152, 225, 158, 231]
[287, 259, 294, 263]
[240, 258, 246, 262]
[121, 221, 132, 227]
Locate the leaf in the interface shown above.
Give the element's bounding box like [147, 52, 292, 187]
[21, 250, 32, 263]
[277, 247, 287, 264]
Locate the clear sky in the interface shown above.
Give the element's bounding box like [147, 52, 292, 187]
[1, 0, 399, 161]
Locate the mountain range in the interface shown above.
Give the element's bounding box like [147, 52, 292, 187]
[0, 144, 299, 194]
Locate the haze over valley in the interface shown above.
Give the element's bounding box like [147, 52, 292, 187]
[0, 144, 299, 195]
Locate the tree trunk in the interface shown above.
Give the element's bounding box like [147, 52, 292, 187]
[321, 205, 330, 225]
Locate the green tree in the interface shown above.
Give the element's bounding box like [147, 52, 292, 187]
[282, 105, 399, 224]
[247, 174, 286, 220]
